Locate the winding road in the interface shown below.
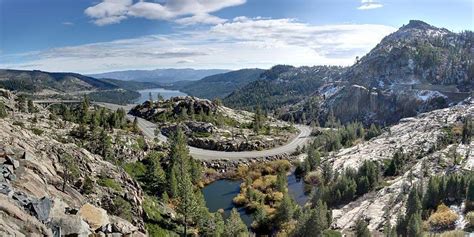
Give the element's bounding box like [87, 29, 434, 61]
[36, 100, 313, 160]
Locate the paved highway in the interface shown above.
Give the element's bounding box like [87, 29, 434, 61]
[37, 100, 313, 160]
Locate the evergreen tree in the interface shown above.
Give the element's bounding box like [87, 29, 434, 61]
[148, 92, 153, 102]
[144, 152, 166, 195]
[17, 95, 26, 112]
[276, 169, 287, 193]
[157, 93, 164, 101]
[79, 96, 90, 124]
[132, 117, 139, 133]
[423, 176, 440, 210]
[294, 200, 330, 236]
[275, 192, 295, 226]
[59, 154, 79, 192]
[406, 212, 423, 237]
[99, 129, 112, 159]
[27, 99, 36, 113]
[169, 128, 197, 236]
[306, 148, 321, 171]
[253, 106, 263, 134]
[89, 111, 100, 132]
[355, 218, 371, 237]
[406, 187, 422, 217]
[0, 101, 7, 118]
[224, 208, 248, 237]
[462, 117, 472, 144]
[466, 179, 474, 212]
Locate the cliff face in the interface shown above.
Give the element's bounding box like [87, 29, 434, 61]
[0, 92, 146, 236]
[316, 20, 473, 125]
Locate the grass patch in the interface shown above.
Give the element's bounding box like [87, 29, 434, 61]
[97, 177, 123, 192]
[123, 161, 147, 179]
[30, 127, 44, 136]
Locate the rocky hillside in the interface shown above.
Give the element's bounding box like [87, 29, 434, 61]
[325, 98, 473, 233]
[223, 20, 472, 126]
[172, 68, 265, 99]
[89, 68, 230, 83]
[320, 20, 473, 125]
[0, 89, 147, 236]
[224, 65, 346, 111]
[0, 69, 118, 93]
[130, 96, 298, 151]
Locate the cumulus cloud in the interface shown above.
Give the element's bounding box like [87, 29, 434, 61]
[358, 0, 383, 10]
[85, 0, 245, 26]
[1, 17, 396, 73]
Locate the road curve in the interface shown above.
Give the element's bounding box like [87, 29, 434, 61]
[82, 102, 313, 160]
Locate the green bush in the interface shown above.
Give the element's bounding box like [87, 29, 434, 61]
[111, 196, 133, 221]
[97, 177, 122, 192]
[123, 162, 146, 179]
[30, 127, 44, 136]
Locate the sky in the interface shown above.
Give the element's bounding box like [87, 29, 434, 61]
[0, 0, 472, 74]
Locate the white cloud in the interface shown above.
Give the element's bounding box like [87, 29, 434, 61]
[85, 0, 246, 26]
[358, 0, 383, 10]
[1, 17, 396, 73]
[62, 22, 74, 26]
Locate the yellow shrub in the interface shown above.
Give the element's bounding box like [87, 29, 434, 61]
[233, 194, 247, 206]
[428, 204, 459, 230]
[467, 211, 474, 227]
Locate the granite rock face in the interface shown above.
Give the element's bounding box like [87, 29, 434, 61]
[324, 99, 474, 233]
[0, 91, 147, 236]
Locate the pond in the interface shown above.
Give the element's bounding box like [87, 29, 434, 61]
[135, 88, 187, 104]
[201, 179, 253, 226]
[202, 172, 308, 227]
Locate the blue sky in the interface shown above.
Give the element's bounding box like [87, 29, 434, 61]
[0, 0, 472, 73]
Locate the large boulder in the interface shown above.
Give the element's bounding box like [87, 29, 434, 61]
[52, 215, 91, 237]
[78, 203, 110, 230]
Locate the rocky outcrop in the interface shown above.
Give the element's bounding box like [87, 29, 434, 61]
[324, 99, 474, 232]
[130, 96, 218, 122]
[0, 92, 147, 236]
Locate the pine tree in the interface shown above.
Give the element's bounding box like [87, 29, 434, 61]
[27, 99, 36, 113]
[355, 218, 371, 237]
[60, 154, 79, 192]
[144, 152, 166, 195]
[307, 148, 321, 171]
[406, 212, 423, 237]
[466, 179, 474, 212]
[0, 101, 7, 118]
[132, 117, 139, 133]
[276, 169, 287, 193]
[157, 93, 164, 101]
[406, 187, 422, 217]
[275, 192, 295, 225]
[224, 208, 248, 237]
[99, 129, 112, 159]
[462, 117, 472, 144]
[423, 176, 440, 210]
[79, 96, 90, 124]
[169, 128, 197, 236]
[17, 95, 26, 112]
[253, 107, 263, 134]
[148, 92, 153, 102]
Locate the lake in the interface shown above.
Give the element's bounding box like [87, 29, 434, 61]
[135, 88, 187, 104]
[202, 172, 308, 227]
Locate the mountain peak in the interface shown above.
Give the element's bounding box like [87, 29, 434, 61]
[402, 20, 433, 30]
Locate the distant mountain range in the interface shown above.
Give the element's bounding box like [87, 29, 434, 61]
[0, 69, 118, 93]
[89, 68, 230, 83]
[167, 68, 265, 99]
